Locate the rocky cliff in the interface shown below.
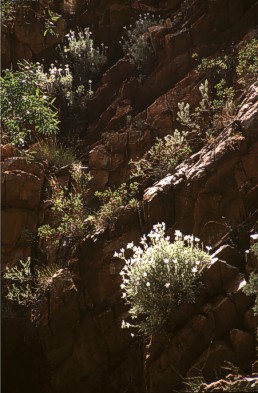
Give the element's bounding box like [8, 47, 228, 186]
[2, 1, 258, 392]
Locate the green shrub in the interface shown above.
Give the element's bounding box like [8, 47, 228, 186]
[130, 130, 191, 182]
[177, 79, 236, 140]
[116, 223, 211, 336]
[0, 0, 16, 25]
[0, 0, 61, 36]
[197, 54, 231, 76]
[1, 67, 59, 147]
[120, 13, 163, 69]
[31, 139, 78, 168]
[236, 39, 258, 86]
[3, 258, 60, 308]
[38, 181, 89, 245]
[243, 272, 258, 315]
[244, 234, 258, 315]
[3, 258, 38, 307]
[93, 182, 139, 231]
[212, 79, 235, 111]
[182, 376, 206, 393]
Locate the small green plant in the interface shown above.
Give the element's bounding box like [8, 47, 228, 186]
[31, 139, 78, 168]
[120, 13, 163, 70]
[0, 0, 16, 26]
[177, 79, 236, 140]
[38, 176, 90, 245]
[212, 79, 235, 110]
[3, 258, 60, 308]
[70, 162, 92, 195]
[115, 223, 211, 336]
[244, 234, 258, 315]
[236, 39, 258, 86]
[1, 67, 59, 147]
[130, 130, 191, 182]
[93, 182, 139, 231]
[182, 376, 206, 393]
[43, 8, 61, 37]
[3, 258, 38, 307]
[198, 54, 231, 75]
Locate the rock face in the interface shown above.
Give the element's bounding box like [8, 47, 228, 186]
[2, 1, 258, 393]
[1, 155, 45, 268]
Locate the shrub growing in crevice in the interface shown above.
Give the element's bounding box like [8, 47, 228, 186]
[93, 182, 139, 231]
[38, 171, 91, 247]
[236, 39, 258, 87]
[177, 79, 236, 141]
[34, 28, 107, 110]
[3, 258, 60, 309]
[120, 13, 163, 70]
[130, 130, 191, 182]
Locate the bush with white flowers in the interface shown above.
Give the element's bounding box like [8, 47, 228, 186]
[62, 28, 108, 84]
[120, 13, 163, 70]
[34, 28, 107, 110]
[35, 63, 93, 108]
[115, 223, 211, 336]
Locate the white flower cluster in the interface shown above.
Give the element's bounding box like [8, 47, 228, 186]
[34, 63, 93, 108]
[114, 223, 211, 336]
[35, 63, 73, 97]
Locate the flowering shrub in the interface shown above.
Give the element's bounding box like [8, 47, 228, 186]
[62, 28, 107, 84]
[120, 13, 163, 70]
[115, 223, 211, 336]
[130, 130, 191, 182]
[35, 63, 93, 109]
[34, 28, 106, 109]
[1, 67, 59, 146]
[35, 63, 72, 98]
